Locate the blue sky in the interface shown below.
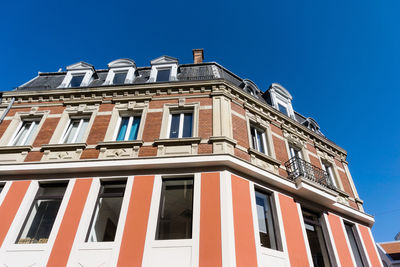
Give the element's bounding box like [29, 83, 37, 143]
[1, 0, 399, 242]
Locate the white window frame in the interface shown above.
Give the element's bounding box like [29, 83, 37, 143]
[269, 83, 295, 119]
[166, 110, 194, 139]
[112, 115, 142, 141]
[321, 161, 337, 187]
[103, 59, 136, 85]
[58, 62, 95, 88]
[8, 119, 39, 146]
[59, 117, 89, 144]
[250, 125, 268, 155]
[148, 56, 178, 83]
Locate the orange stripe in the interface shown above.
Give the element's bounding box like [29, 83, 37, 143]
[117, 176, 155, 267]
[199, 172, 222, 267]
[358, 224, 382, 267]
[231, 174, 258, 267]
[278, 193, 310, 267]
[327, 213, 354, 267]
[47, 179, 93, 267]
[0, 181, 30, 247]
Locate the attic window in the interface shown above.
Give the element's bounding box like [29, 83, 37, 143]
[113, 71, 128, 85]
[278, 103, 288, 116]
[104, 59, 136, 86]
[156, 68, 171, 82]
[149, 56, 178, 83]
[69, 75, 85, 87]
[268, 83, 295, 119]
[58, 61, 95, 88]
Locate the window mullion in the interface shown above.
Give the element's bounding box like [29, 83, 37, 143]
[10, 121, 25, 145]
[124, 116, 133, 141]
[178, 113, 184, 138]
[72, 119, 84, 143]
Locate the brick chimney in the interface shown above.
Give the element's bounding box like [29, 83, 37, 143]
[192, 49, 204, 64]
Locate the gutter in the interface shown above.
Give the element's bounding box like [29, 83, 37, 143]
[0, 96, 14, 124]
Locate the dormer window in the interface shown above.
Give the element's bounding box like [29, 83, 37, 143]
[58, 61, 95, 88]
[266, 83, 295, 119]
[149, 56, 178, 83]
[104, 59, 136, 85]
[156, 68, 171, 82]
[242, 79, 260, 99]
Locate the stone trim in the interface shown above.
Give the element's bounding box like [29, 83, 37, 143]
[41, 143, 87, 151]
[248, 148, 281, 166]
[154, 137, 201, 146]
[97, 140, 144, 159]
[0, 145, 32, 153]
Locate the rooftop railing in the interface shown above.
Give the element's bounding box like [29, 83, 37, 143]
[284, 156, 335, 190]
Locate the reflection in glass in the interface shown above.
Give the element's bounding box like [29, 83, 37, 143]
[255, 190, 277, 249]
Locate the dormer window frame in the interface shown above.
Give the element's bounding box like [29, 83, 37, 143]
[103, 59, 136, 86]
[148, 56, 179, 83]
[268, 83, 295, 119]
[58, 62, 95, 88]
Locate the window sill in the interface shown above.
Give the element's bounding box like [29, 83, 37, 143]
[208, 136, 237, 146]
[41, 143, 87, 151]
[154, 137, 201, 146]
[97, 140, 144, 149]
[0, 145, 32, 153]
[248, 148, 281, 167]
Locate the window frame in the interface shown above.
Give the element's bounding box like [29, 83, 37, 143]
[59, 117, 90, 144]
[343, 221, 369, 267]
[321, 161, 337, 187]
[8, 118, 41, 146]
[160, 102, 199, 139]
[250, 125, 268, 155]
[167, 110, 194, 139]
[68, 73, 86, 88]
[155, 67, 172, 82]
[112, 114, 142, 141]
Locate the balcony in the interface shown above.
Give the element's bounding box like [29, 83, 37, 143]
[285, 156, 336, 190]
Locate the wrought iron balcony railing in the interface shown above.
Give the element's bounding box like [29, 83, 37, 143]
[284, 156, 335, 190]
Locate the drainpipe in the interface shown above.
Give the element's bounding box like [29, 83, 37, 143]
[0, 96, 15, 124]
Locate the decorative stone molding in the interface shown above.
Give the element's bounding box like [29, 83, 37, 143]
[154, 137, 201, 156]
[0, 145, 32, 163]
[209, 136, 237, 155]
[41, 143, 87, 161]
[248, 148, 280, 175]
[97, 140, 143, 159]
[282, 129, 307, 149]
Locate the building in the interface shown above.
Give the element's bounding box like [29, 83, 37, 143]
[377, 236, 400, 266]
[0, 49, 382, 266]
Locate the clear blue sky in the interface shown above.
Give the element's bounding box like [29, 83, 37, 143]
[1, 0, 399, 242]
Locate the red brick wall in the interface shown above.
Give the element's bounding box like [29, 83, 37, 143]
[231, 102, 245, 116]
[234, 148, 250, 161]
[149, 99, 177, 109]
[198, 144, 212, 154]
[86, 115, 111, 145]
[80, 149, 100, 159]
[33, 118, 60, 147]
[338, 170, 355, 198]
[142, 113, 162, 142]
[99, 103, 114, 112]
[273, 136, 289, 164]
[7, 108, 31, 117]
[306, 143, 317, 155]
[0, 120, 10, 140]
[309, 155, 322, 169]
[24, 151, 43, 162]
[199, 109, 212, 139]
[138, 146, 157, 157]
[232, 115, 249, 148]
[38, 106, 65, 114]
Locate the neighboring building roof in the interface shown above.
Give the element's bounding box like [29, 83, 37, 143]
[379, 242, 400, 260]
[13, 59, 327, 138]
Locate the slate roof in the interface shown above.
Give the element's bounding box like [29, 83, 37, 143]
[14, 61, 325, 137]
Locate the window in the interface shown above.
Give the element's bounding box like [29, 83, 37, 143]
[16, 183, 67, 244]
[321, 162, 337, 187]
[86, 181, 126, 242]
[0, 184, 3, 194]
[289, 145, 302, 159]
[345, 223, 365, 267]
[168, 112, 193, 138]
[61, 118, 89, 143]
[255, 190, 278, 249]
[302, 210, 331, 267]
[278, 103, 288, 116]
[112, 71, 128, 85]
[10, 120, 39, 146]
[156, 68, 171, 82]
[115, 116, 141, 141]
[156, 178, 193, 240]
[69, 75, 85, 87]
[250, 126, 267, 154]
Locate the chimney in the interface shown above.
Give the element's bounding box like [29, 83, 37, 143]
[192, 49, 204, 64]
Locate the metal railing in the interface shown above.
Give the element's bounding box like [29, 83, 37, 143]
[284, 156, 335, 189]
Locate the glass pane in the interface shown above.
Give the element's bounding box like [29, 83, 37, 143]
[113, 71, 128, 85]
[156, 69, 171, 82]
[17, 184, 66, 244]
[278, 103, 288, 116]
[156, 179, 193, 240]
[182, 113, 193, 138]
[250, 127, 257, 149]
[256, 130, 265, 154]
[70, 75, 84, 87]
[87, 197, 123, 242]
[345, 224, 365, 267]
[13, 122, 32, 145]
[169, 114, 180, 138]
[63, 120, 80, 143]
[24, 121, 39, 145]
[75, 118, 89, 143]
[128, 116, 141, 140]
[255, 191, 277, 249]
[116, 117, 129, 141]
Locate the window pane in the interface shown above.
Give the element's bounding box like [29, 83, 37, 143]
[345, 224, 365, 267]
[250, 127, 257, 150]
[182, 113, 193, 138]
[169, 114, 180, 138]
[256, 130, 265, 154]
[24, 121, 39, 145]
[12, 122, 32, 146]
[63, 120, 80, 143]
[156, 69, 171, 82]
[86, 182, 125, 242]
[255, 191, 277, 249]
[17, 184, 67, 244]
[128, 116, 141, 140]
[113, 72, 127, 85]
[70, 75, 84, 87]
[278, 103, 288, 116]
[156, 179, 193, 240]
[75, 119, 89, 143]
[116, 117, 129, 141]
